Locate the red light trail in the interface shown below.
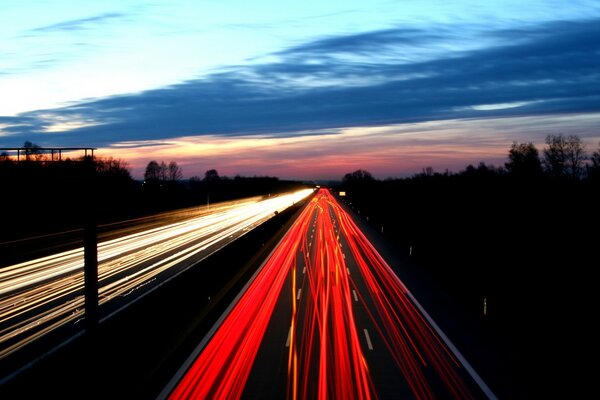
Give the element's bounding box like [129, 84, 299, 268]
[167, 189, 495, 399]
[168, 192, 314, 399]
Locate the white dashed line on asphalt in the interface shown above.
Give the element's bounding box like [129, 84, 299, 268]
[286, 326, 292, 347]
[364, 329, 373, 350]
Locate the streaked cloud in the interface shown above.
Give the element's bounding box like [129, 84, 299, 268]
[39, 114, 106, 133]
[27, 12, 128, 34]
[2, 17, 598, 150]
[2, 4, 599, 179]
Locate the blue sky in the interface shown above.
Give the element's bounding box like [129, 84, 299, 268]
[1, 1, 599, 178]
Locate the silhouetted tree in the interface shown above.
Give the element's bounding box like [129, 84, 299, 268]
[591, 144, 600, 166]
[462, 162, 502, 178]
[588, 142, 600, 180]
[145, 160, 182, 184]
[342, 169, 374, 185]
[168, 161, 183, 182]
[422, 166, 435, 177]
[144, 160, 162, 183]
[204, 169, 220, 183]
[159, 161, 168, 182]
[564, 135, 587, 179]
[96, 157, 132, 181]
[23, 140, 44, 161]
[543, 134, 587, 179]
[505, 142, 543, 178]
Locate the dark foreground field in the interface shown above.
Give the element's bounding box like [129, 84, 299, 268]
[338, 173, 598, 398]
[1, 199, 307, 399]
[3, 167, 595, 398]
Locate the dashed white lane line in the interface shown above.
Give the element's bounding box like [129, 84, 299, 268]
[352, 290, 358, 302]
[363, 329, 373, 350]
[406, 292, 498, 399]
[286, 326, 292, 347]
[297, 288, 302, 300]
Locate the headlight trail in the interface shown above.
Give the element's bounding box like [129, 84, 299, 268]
[167, 190, 316, 400]
[166, 189, 495, 399]
[0, 189, 313, 359]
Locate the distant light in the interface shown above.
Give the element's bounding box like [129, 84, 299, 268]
[483, 297, 487, 316]
[339, 191, 346, 197]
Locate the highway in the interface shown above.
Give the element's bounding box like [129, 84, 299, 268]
[0, 189, 313, 360]
[164, 188, 496, 399]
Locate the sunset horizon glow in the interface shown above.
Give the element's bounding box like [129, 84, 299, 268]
[1, 1, 599, 180]
[100, 113, 600, 180]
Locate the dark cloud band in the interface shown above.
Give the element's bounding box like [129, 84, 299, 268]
[1, 18, 599, 147]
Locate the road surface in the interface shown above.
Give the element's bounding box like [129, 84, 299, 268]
[164, 188, 496, 399]
[0, 189, 313, 361]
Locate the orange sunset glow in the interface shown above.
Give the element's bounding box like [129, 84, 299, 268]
[103, 114, 600, 179]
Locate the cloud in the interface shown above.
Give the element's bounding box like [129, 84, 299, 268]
[275, 27, 449, 57]
[27, 12, 128, 34]
[1, 18, 599, 148]
[109, 140, 176, 149]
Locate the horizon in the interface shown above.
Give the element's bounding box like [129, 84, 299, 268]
[1, 1, 600, 179]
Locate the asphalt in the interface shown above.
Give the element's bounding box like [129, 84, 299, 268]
[0, 199, 307, 399]
[3, 190, 507, 398]
[242, 191, 492, 398]
[336, 194, 512, 398]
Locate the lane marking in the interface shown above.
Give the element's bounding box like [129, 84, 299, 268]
[297, 288, 302, 300]
[363, 329, 373, 350]
[352, 290, 358, 302]
[285, 326, 292, 347]
[407, 292, 498, 399]
[302, 267, 306, 274]
[346, 267, 350, 275]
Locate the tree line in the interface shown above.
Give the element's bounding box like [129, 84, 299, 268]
[143, 160, 183, 184]
[339, 134, 598, 398]
[0, 144, 304, 241]
[343, 134, 600, 184]
[505, 135, 598, 180]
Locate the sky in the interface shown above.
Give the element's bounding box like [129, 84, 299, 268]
[1, 0, 599, 179]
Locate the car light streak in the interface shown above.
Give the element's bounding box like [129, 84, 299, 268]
[331, 190, 477, 400]
[168, 194, 316, 399]
[0, 189, 313, 359]
[290, 194, 374, 400]
[167, 189, 492, 399]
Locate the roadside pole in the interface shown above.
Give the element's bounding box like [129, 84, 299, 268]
[84, 156, 98, 332]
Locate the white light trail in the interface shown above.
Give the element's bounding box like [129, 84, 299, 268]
[0, 189, 313, 359]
